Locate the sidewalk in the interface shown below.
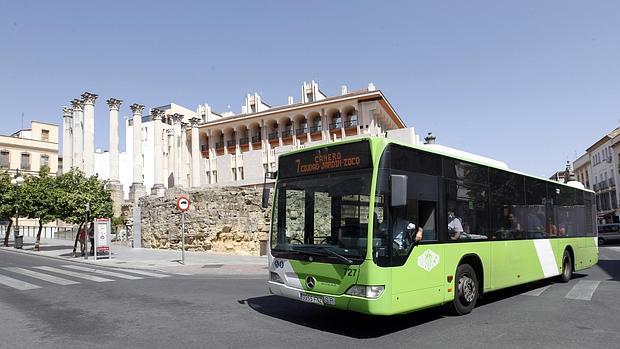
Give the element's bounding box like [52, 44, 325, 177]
[0, 236, 268, 276]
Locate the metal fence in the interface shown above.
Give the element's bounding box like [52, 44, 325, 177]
[0, 225, 77, 241]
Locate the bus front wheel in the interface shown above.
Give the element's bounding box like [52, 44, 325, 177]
[450, 264, 479, 315]
[558, 250, 572, 283]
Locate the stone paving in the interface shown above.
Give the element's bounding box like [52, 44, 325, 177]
[0, 236, 268, 276]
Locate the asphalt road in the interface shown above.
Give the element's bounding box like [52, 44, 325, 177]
[1, 246, 619, 349]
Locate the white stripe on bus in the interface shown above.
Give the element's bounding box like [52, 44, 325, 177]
[533, 239, 559, 278]
[565, 280, 600, 301]
[33, 266, 113, 282]
[0, 274, 41, 290]
[3, 267, 79, 286]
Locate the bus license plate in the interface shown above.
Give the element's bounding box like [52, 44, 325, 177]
[299, 292, 323, 305]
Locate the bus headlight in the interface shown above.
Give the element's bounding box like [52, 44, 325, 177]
[345, 285, 385, 299]
[270, 272, 284, 284]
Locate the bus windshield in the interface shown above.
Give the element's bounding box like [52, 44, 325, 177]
[270, 169, 374, 264]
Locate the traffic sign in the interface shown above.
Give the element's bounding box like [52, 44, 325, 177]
[177, 196, 190, 212]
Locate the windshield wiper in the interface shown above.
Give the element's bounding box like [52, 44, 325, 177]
[291, 246, 353, 265]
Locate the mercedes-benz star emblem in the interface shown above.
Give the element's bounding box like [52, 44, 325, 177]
[306, 276, 316, 289]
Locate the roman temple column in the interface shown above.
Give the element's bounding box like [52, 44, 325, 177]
[129, 103, 147, 202]
[151, 108, 165, 196]
[81, 92, 98, 177]
[181, 122, 190, 187]
[189, 118, 201, 188]
[62, 106, 73, 173]
[106, 98, 123, 216]
[70, 99, 84, 171]
[171, 113, 183, 187]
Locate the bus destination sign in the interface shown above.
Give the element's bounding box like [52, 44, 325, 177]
[279, 141, 371, 178]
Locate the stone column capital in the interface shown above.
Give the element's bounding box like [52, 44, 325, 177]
[189, 117, 201, 127]
[70, 99, 84, 111]
[171, 113, 184, 124]
[166, 129, 175, 136]
[106, 98, 123, 110]
[130, 103, 145, 114]
[81, 92, 98, 105]
[63, 107, 73, 117]
[181, 122, 190, 131]
[150, 108, 164, 121]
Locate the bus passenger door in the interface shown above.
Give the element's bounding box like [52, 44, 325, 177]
[390, 173, 444, 311]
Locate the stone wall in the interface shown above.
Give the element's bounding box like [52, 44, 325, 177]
[139, 187, 271, 255]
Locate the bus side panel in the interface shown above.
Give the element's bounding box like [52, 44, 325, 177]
[580, 236, 599, 270]
[348, 260, 393, 315]
[388, 245, 445, 314]
[491, 240, 548, 289]
[442, 242, 490, 303]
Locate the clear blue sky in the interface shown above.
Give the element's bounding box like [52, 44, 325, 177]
[1, 1, 618, 177]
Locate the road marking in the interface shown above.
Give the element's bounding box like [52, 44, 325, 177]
[108, 268, 170, 278]
[565, 280, 601, 301]
[0, 274, 41, 290]
[3, 267, 79, 286]
[33, 266, 113, 283]
[60, 265, 144, 280]
[521, 285, 551, 297]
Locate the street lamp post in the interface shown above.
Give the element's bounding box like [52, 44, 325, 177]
[10, 168, 24, 249]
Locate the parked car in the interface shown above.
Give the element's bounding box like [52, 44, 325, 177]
[597, 223, 620, 245]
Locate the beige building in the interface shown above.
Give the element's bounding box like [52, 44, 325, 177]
[0, 121, 59, 176]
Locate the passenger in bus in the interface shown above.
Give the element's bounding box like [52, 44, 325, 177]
[392, 217, 423, 253]
[448, 209, 464, 240]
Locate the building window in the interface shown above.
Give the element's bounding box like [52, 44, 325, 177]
[239, 167, 244, 180]
[20, 153, 30, 171]
[40, 154, 49, 169]
[232, 168, 237, 181]
[213, 170, 217, 183]
[41, 129, 50, 142]
[0, 150, 9, 169]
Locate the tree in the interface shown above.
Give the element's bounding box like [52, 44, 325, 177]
[55, 169, 113, 254]
[0, 171, 16, 246]
[20, 166, 58, 251]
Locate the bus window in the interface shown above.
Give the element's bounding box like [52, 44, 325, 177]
[446, 182, 489, 241]
[490, 169, 525, 240]
[524, 177, 547, 239]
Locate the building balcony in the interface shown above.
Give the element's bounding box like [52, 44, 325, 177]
[344, 119, 358, 128]
[308, 125, 322, 133]
[281, 129, 292, 138]
[201, 144, 209, 152]
[252, 135, 261, 143]
[268, 132, 278, 140]
[329, 122, 342, 130]
[226, 140, 236, 147]
[609, 178, 616, 187]
[295, 128, 307, 136]
[215, 141, 224, 149]
[239, 137, 249, 145]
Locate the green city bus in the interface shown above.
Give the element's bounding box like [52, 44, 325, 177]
[266, 137, 598, 316]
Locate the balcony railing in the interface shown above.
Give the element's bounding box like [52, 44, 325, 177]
[215, 141, 224, 148]
[226, 140, 236, 147]
[295, 128, 307, 135]
[252, 135, 261, 143]
[343, 119, 358, 128]
[308, 125, 322, 133]
[239, 137, 249, 145]
[610, 178, 616, 187]
[268, 132, 278, 140]
[329, 122, 342, 130]
[201, 144, 208, 152]
[281, 129, 292, 138]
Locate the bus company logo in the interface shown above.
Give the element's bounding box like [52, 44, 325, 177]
[306, 276, 316, 289]
[417, 250, 440, 272]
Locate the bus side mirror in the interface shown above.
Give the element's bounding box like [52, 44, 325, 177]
[391, 174, 408, 207]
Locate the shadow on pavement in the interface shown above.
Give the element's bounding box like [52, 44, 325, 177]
[243, 295, 444, 338]
[596, 260, 620, 282]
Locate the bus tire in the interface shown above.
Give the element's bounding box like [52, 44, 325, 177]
[558, 250, 572, 283]
[450, 263, 479, 316]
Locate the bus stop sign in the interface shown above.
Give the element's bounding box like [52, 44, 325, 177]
[177, 196, 190, 212]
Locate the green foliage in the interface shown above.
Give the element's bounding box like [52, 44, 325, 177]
[55, 169, 113, 224]
[20, 168, 58, 224]
[0, 171, 16, 221]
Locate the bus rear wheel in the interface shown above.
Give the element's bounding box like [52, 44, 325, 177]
[558, 250, 572, 283]
[450, 264, 479, 315]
